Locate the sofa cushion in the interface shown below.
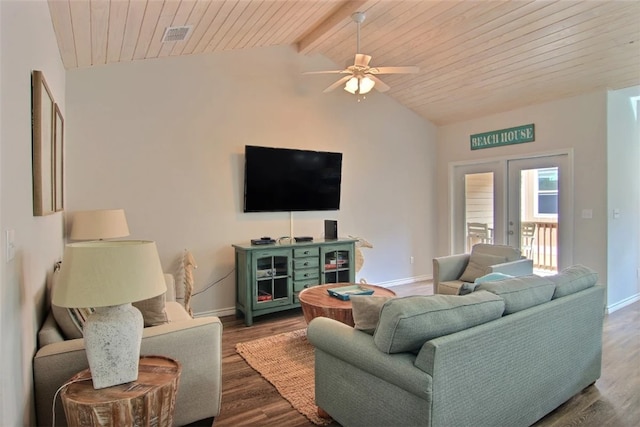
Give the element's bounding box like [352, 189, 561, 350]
[350, 295, 394, 334]
[476, 275, 555, 314]
[438, 280, 465, 295]
[459, 252, 508, 282]
[51, 305, 93, 339]
[133, 293, 169, 326]
[549, 264, 598, 299]
[373, 291, 505, 354]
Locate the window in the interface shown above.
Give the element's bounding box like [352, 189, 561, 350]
[535, 168, 558, 216]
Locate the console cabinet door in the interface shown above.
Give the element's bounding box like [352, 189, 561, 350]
[251, 249, 292, 310]
[321, 244, 355, 284]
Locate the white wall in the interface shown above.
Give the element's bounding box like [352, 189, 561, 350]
[0, 1, 66, 425]
[65, 45, 437, 315]
[437, 92, 610, 295]
[607, 86, 640, 310]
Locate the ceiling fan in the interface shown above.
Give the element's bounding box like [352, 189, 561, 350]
[304, 11, 419, 96]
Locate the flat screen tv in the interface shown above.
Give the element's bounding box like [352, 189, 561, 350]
[243, 145, 343, 212]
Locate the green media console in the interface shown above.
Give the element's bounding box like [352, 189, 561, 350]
[233, 238, 356, 326]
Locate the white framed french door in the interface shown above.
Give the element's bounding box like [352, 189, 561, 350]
[451, 151, 573, 272]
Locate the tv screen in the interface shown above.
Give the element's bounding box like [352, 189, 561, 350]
[243, 145, 343, 212]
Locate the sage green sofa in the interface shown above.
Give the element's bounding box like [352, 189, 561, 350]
[33, 274, 222, 426]
[308, 265, 604, 427]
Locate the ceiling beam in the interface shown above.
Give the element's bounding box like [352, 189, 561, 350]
[296, 0, 371, 54]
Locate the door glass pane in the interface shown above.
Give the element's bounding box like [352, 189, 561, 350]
[464, 172, 494, 252]
[520, 168, 558, 273]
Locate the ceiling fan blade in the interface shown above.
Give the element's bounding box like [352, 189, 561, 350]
[370, 66, 419, 75]
[368, 75, 390, 92]
[323, 75, 353, 93]
[303, 70, 347, 75]
[354, 54, 372, 67]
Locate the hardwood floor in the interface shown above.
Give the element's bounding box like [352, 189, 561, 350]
[213, 282, 639, 426]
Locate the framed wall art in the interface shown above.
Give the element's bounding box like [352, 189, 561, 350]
[54, 103, 64, 212]
[32, 70, 55, 216]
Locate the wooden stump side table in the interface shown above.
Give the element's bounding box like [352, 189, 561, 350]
[299, 283, 396, 327]
[61, 355, 181, 427]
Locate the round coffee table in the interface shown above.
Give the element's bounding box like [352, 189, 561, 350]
[298, 283, 396, 327]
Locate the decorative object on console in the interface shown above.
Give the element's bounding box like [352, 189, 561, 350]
[69, 209, 130, 240]
[324, 220, 337, 240]
[52, 240, 166, 389]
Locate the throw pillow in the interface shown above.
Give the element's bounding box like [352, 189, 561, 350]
[460, 272, 514, 295]
[459, 253, 508, 283]
[475, 272, 514, 284]
[549, 264, 598, 299]
[133, 293, 169, 327]
[373, 291, 505, 354]
[458, 282, 479, 295]
[476, 275, 555, 314]
[50, 269, 93, 339]
[350, 295, 393, 334]
[51, 305, 94, 339]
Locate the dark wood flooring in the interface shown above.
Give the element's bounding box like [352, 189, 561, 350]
[212, 282, 640, 426]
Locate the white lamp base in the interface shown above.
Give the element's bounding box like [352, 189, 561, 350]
[83, 303, 144, 389]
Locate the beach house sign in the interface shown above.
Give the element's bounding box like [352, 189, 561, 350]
[470, 124, 535, 150]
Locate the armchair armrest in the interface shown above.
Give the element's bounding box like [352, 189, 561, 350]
[34, 316, 222, 427]
[488, 258, 533, 277]
[433, 253, 470, 293]
[307, 317, 431, 399]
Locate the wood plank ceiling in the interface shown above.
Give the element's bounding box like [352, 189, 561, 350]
[48, 0, 640, 125]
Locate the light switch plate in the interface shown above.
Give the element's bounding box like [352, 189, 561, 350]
[581, 209, 593, 219]
[5, 229, 15, 262]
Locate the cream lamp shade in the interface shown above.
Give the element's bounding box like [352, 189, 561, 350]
[52, 240, 166, 389]
[53, 240, 166, 308]
[69, 209, 130, 241]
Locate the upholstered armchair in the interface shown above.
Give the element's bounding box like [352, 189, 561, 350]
[433, 244, 533, 294]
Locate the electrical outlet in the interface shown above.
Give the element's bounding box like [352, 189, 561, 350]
[410, 256, 415, 264]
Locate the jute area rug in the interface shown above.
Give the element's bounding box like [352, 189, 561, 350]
[235, 328, 331, 426]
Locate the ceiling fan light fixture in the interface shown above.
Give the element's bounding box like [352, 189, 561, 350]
[359, 76, 375, 94]
[344, 77, 359, 94]
[344, 76, 375, 95]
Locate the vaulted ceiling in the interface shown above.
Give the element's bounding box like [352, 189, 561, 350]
[48, 0, 640, 125]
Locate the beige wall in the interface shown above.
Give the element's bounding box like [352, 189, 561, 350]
[65, 45, 438, 316]
[0, 1, 66, 425]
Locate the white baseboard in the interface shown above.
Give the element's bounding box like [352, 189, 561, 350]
[195, 307, 237, 318]
[380, 275, 432, 288]
[194, 276, 433, 318]
[606, 293, 640, 314]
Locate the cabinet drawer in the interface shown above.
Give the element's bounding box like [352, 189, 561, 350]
[293, 279, 318, 292]
[294, 269, 318, 281]
[293, 258, 319, 269]
[293, 247, 318, 258]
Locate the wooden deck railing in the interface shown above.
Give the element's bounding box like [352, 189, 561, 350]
[523, 221, 558, 271]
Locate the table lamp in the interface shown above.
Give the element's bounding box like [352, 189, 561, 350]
[70, 209, 130, 241]
[52, 240, 166, 389]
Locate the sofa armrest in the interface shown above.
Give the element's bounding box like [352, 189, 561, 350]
[34, 316, 222, 427]
[307, 317, 431, 398]
[433, 253, 470, 293]
[488, 258, 533, 277]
